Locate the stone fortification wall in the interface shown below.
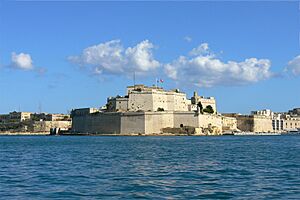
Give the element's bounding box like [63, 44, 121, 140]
[198, 114, 222, 130]
[72, 109, 223, 135]
[236, 115, 254, 132]
[222, 116, 238, 131]
[144, 112, 174, 134]
[237, 115, 273, 133]
[173, 112, 199, 128]
[120, 112, 145, 134]
[253, 116, 273, 132]
[72, 112, 121, 134]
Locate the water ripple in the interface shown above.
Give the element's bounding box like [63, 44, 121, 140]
[0, 135, 299, 199]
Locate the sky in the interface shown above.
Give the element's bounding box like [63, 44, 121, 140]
[0, 1, 299, 114]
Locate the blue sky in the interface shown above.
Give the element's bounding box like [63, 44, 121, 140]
[0, 1, 299, 114]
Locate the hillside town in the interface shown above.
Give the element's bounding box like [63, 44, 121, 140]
[1, 85, 299, 135]
[0, 112, 71, 135]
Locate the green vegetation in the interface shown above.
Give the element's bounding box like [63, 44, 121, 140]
[197, 102, 203, 114]
[203, 105, 214, 114]
[157, 107, 165, 111]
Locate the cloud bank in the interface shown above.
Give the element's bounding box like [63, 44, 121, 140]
[164, 43, 272, 87]
[68, 40, 160, 76]
[69, 40, 277, 87]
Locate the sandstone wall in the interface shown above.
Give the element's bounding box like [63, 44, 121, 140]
[199, 114, 222, 130]
[72, 112, 121, 134]
[237, 116, 254, 132]
[72, 110, 224, 135]
[237, 115, 273, 133]
[31, 121, 71, 132]
[222, 116, 237, 131]
[144, 112, 174, 134]
[253, 116, 273, 133]
[120, 112, 145, 134]
[173, 112, 200, 128]
[128, 93, 153, 111]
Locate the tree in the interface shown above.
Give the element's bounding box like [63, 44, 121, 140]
[203, 105, 214, 114]
[197, 102, 203, 114]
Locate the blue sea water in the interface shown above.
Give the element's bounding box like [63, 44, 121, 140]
[0, 136, 299, 199]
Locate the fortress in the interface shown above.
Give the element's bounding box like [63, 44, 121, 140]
[71, 85, 224, 135]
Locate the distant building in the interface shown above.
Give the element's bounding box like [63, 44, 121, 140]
[0, 111, 71, 133]
[31, 113, 71, 122]
[288, 108, 300, 116]
[224, 110, 274, 133]
[251, 109, 273, 117]
[283, 115, 300, 131]
[233, 109, 300, 133]
[272, 114, 284, 132]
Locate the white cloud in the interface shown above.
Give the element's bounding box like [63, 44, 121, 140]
[285, 55, 300, 76]
[11, 52, 34, 70]
[164, 43, 272, 87]
[184, 36, 192, 42]
[189, 43, 210, 56]
[69, 40, 160, 76]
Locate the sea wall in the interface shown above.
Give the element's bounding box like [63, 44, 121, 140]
[144, 112, 174, 134]
[120, 112, 145, 134]
[72, 112, 121, 134]
[72, 111, 223, 135]
[236, 115, 273, 133]
[173, 112, 199, 128]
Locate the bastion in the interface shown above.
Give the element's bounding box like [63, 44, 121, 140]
[71, 85, 224, 135]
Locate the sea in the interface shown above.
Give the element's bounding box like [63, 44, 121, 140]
[0, 135, 299, 199]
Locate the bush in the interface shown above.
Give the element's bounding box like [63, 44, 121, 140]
[157, 107, 165, 111]
[203, 105, 214, 114]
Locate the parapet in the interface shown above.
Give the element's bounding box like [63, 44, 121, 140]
[71, 108, 100, 116]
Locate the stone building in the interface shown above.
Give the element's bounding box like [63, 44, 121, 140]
[191, 91, 217, 114]
[251, 109, 300, 132]
[106, 85, 192, 112]
[72, 85, 221, 135]
[282, 116, 300, 131]
[288, 108, 300, 116]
